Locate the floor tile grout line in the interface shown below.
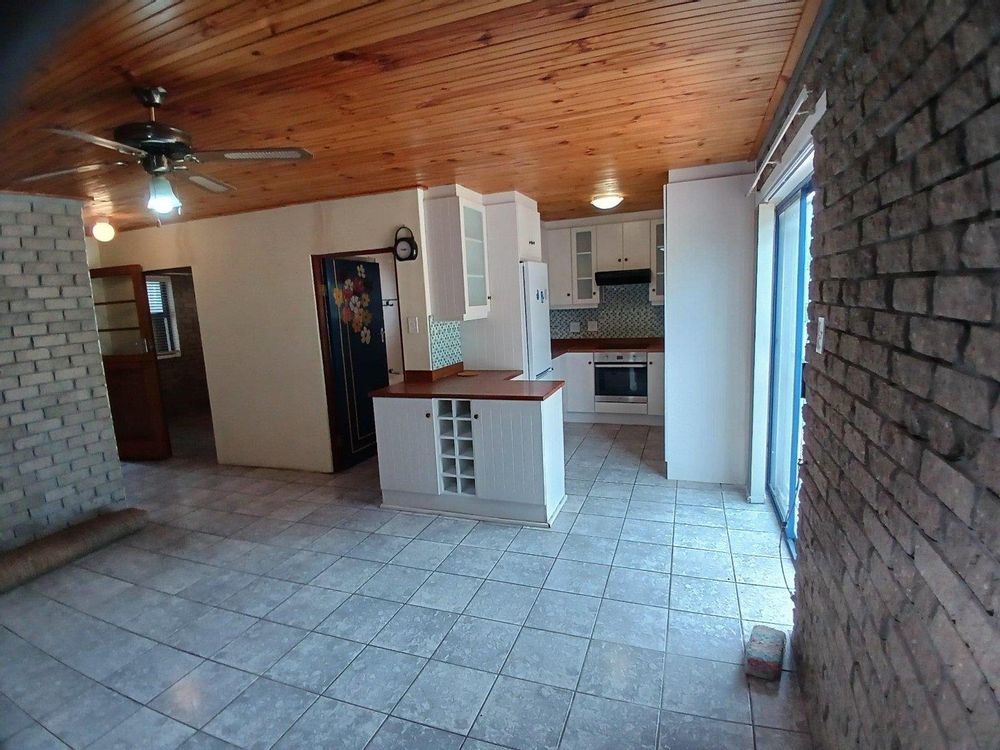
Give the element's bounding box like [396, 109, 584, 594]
[5, 421, 806, 748]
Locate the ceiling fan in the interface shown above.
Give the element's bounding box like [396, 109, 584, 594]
[18, 86, 312, 214]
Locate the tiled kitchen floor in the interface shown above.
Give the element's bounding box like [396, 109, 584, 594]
[0, 421, 811, 749]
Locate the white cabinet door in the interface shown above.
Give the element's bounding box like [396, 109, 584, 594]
[571, 228, 599, 306]
[373, 397, 440, 494]
[649, 221, 665, 303]
[462, 202, 490, 319]
[562, 352, 595, 412]
[544, 228, 574, 309]
[595, 224, 624, 272]
[518, 202, 542, 260]
[622, 220, 651, 270]
[647, 353, 665, 416]
[551, 355, 568, 413]
[470, 399, 545, 503]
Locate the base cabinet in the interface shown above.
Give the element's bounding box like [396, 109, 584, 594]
[647, 352, 665, 416]
[555, 351, 665, 423]
[373, 393, 566, 525]
[560, 352, 595, 412]
[373, 397, 439, 494]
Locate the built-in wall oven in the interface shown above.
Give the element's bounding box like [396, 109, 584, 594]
[594, 352, 648, 410]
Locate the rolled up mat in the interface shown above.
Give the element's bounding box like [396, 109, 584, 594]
[0, 507, 148, 593]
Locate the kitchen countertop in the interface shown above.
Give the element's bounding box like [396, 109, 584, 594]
[551, 337, 664, 357]
[371, 369, 564, 401]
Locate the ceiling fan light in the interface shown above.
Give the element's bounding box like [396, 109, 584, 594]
[91, 221, 115, 242]
[591, 193, 624, 210]
[147, 176, 182, 214]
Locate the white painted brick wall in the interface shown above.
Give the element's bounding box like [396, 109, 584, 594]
[0, 193, 125, 550]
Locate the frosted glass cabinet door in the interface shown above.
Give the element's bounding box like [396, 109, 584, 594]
[650, 221, 665, 301]
[463, 205, 488, 308]
[572, 228, 597, 304]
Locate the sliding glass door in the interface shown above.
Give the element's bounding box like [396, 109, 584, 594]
[767, 182, 813, 544]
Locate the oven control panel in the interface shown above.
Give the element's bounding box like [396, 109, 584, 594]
[593, 351, 647, 364]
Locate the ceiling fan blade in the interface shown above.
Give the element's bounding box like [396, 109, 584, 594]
[45, 128, 148, 158]
[184, 171, 235, 194]
[18, 161, 133, 183]
[190, 147, 312, 163]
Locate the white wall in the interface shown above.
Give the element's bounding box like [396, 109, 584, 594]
[98, 190, 430, 472]
[84, 236, 102, 267]
[664, 168, 756, 486]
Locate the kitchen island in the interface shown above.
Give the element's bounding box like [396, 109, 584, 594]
[371, 370, 566, 526]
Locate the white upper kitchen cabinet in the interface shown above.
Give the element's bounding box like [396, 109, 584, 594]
[650, 220, 665, 303]
[544, 228, 574, 309]
[571, 228, 600, 307]
[425, 184, 491, 321]
[561, 352, 595, 412]
[594, 223, 624, 272]
[622, 220, 652, 270]
[647, 352, 665, 416]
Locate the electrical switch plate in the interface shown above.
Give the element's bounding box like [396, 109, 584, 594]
[816, 316, 825, 353]
[587, 320, 599, 332]
[407, 317, 420, 334]
[569, 322, 581, 333]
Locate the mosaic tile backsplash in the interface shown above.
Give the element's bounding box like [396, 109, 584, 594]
[549, 284, 664, 339]
[430, 318, 463, 369]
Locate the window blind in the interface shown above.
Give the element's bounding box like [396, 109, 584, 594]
[145, 278, 179, 354]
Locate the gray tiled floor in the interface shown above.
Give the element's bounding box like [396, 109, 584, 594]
[0, 418, 811, 749]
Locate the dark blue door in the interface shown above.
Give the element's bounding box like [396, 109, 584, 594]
[321, 258, 389, 470]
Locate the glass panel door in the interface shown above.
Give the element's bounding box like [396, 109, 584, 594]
[463, 205, 488, 307]
[653, 222, 665, 298]
[573, 229, 594, 302]
[767, 183, 813, 543]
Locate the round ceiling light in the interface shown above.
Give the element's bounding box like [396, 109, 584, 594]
[591, 193, 624, 210]
[91, 220, 116, 242]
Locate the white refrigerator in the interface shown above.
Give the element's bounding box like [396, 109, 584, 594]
[521, 260, 553, 379]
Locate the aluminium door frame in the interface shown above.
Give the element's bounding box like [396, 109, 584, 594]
[764, 178, 813, 549]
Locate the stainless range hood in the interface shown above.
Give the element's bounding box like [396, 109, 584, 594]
[594, 269, 652, 286]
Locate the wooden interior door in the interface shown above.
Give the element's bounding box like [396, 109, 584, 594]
[90, 265, 171, 460]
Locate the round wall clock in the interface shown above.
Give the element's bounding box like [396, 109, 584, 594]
[394, 226, 419, 261]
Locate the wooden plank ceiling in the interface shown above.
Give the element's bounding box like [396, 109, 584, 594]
[0, 0, 818, 229]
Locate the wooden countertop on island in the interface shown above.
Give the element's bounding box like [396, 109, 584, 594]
[551, 337, 664, 357]
[371, 369, 564, 401]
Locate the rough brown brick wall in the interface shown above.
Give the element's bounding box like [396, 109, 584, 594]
[0, 194, 126, 550]
[793, 0, 999, 747]
[147, 270, 210, 418]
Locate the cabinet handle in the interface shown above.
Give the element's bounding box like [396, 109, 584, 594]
[529, 240, 536, 245]
[566, 292, 571, 297]
[624, 257, 628, 261]
[473, 414, 479, 419]
[425, 413, 431, 418]
[617, 258, 621, 262]
[487, 295, 492, 300]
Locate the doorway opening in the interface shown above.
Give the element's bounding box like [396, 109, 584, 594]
[766, 181, 814, 550]
[143, 267, 216, 462]
[313, 249, 405, 472]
